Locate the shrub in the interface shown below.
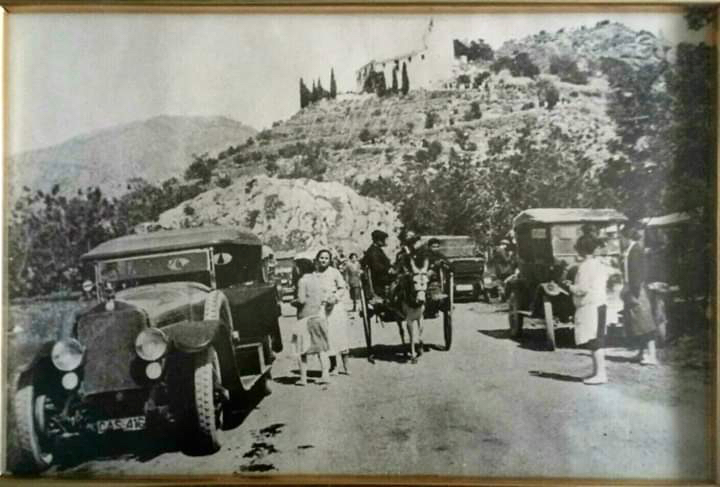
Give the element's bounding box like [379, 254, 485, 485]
[549, 55, 589, 85]
[424, 111, 439, 129]
[359, 128, 374, 143]
[464, 101, 482, 121]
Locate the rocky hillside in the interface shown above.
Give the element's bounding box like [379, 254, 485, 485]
[8, 115, 256, 198]
[213, 71, 615, 189]
[157, 175, 401, 256]
[495, 20, 670, 72]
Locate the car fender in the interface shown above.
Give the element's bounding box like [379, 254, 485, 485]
[164, 320, 227, 354]
[14, 341, 55, 376]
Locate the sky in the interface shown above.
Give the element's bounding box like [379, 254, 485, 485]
[7, 10, 711, 154]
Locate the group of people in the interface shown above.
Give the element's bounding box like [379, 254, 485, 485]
[567, 223, 659, 385]
[289, 228, 449, 384]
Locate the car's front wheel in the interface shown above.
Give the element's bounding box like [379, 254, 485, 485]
[13, 371, 54, 473]
[183, 346, 222, 455]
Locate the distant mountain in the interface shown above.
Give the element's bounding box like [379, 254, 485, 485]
[8, 115, 256, 198]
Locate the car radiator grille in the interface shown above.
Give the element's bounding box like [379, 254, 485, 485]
[76, 309, 148, 395]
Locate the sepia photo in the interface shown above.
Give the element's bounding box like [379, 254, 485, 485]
[2, 6, 716, 481]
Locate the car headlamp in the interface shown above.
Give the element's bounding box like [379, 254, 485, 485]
[135, 328, 168, 361]
[51, 338, 85, 371]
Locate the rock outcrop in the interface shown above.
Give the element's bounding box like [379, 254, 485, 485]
[157, 175, 401, 256]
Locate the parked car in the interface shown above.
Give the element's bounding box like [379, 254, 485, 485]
[506, 209, 626, 350]
[417, 235, 484, 301]
[643, 210, 709, 340]
[12, 227, 283, 472]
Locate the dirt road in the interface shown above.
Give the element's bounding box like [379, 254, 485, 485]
[46, 301, 710, 480]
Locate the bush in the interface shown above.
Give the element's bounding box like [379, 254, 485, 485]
[184, 154, 217, 183]
[473, 72, 491, 88]
[549, 55, 589, 85]
[464, 101, 482, 121]
[537, 79, 560, 110]
[424, 111, 439, 129]
[491, 53, 539, 79]
[359, 128, 374, 143]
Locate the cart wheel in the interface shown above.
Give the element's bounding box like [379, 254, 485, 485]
[359, 285, 374, 363]
[542, 296, 556, 351]
[443, 273, 454, 351]
[508, 290, 523, 338]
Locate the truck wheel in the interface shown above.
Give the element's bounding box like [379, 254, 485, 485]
[13, 372, 53, 473]
[508, 290, 523, 339]
[185, 346, 222, 454]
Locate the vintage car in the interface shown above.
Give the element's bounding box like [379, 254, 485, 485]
[506, 209, 626, 350]
[12, 227, 283, 472]
[642, 210, 709, 340]
[417, 235, 485, 301]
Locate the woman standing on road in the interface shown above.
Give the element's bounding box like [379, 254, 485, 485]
[565, 235, 610, 385]
[293, 258, 330, 386]
[315, 249, 351, 375]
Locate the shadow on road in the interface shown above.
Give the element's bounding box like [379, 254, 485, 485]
[479, 328, 576, 351]
[349, 344, 411, 364]
[529, 370, 583, 382]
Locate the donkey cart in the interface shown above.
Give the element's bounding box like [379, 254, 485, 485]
[358, 265, 454, 363]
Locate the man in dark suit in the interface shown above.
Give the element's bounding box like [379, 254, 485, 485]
[620, 223, 658, 365]
[361, 229, 393, 302]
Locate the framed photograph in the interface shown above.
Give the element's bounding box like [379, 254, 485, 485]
[2, 2, 717, 484]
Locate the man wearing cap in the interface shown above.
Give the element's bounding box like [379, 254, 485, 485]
[361, 230, 393, 302]
[394, 229, 421, 274]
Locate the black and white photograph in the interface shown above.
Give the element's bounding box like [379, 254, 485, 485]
[3, 7, 716, 481]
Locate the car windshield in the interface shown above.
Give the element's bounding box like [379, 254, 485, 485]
[97, 249, 211, 289]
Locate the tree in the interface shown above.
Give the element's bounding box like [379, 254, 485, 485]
[330, 68, 337, 99]
[299, 78, 310, 108]
[392, 68, 399, 93]
[549, 55, 589, 85]
[401, 62, 409, 95]
[317, 78, 326, 100]
[311, 80, 318, 103]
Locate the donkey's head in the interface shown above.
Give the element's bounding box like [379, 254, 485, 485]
[407, 257, 430, 306]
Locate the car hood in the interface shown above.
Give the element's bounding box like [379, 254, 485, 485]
[114, 282, 209, 326]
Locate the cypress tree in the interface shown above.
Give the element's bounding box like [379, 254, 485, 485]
[401, 62, 410, 95]
[330, 68, 337, 99]
[311, 80, 318, 103]
[317, 78, 325, 99]
[299, 78, 309, 109]
[392, 68, 399, 93]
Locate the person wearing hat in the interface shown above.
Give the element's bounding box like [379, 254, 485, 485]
[361, 229, 393, 303]
[394, 229, 421, 275]
[620, 222, 659, 366]
[491, 239, 515, 282]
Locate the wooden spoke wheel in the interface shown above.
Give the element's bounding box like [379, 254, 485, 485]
[358, 284, 374, 363]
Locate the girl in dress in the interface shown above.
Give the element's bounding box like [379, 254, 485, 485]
[315, 249, 351, 375]
[293, 258, 330, 385]
[566, 235, 610, 385]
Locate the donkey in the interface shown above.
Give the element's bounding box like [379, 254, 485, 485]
[396, 257, 430, 364]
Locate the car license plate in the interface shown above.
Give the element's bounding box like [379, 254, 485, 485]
[456, 284, 473, 292]
[96, 415, 146, 434]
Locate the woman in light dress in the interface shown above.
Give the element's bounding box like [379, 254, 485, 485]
[293, 258, 330, 386]
[315, 249, 351, 375]
[566, 235, 610, 385]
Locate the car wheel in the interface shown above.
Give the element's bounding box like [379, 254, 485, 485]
[13, 371, 53, 473]
[508, 290, 523, 339]
[185, 346, 222, 455]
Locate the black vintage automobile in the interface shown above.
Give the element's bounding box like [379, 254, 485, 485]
[12, 227, 283, 472]
[417, 235, 485, 301]
[506, 209, 626, 350]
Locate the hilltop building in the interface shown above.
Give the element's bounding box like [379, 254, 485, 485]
[355, 19, 455, 92]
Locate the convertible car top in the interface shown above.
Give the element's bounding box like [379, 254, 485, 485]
[513, 208, 627, 227]
[81, 226, 261, 261]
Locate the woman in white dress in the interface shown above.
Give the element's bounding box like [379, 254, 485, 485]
[566, 235, 609, 385]
[315, 249, 351, 375]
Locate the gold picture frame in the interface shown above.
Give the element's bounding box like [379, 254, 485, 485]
[0, 2, 717, 485]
